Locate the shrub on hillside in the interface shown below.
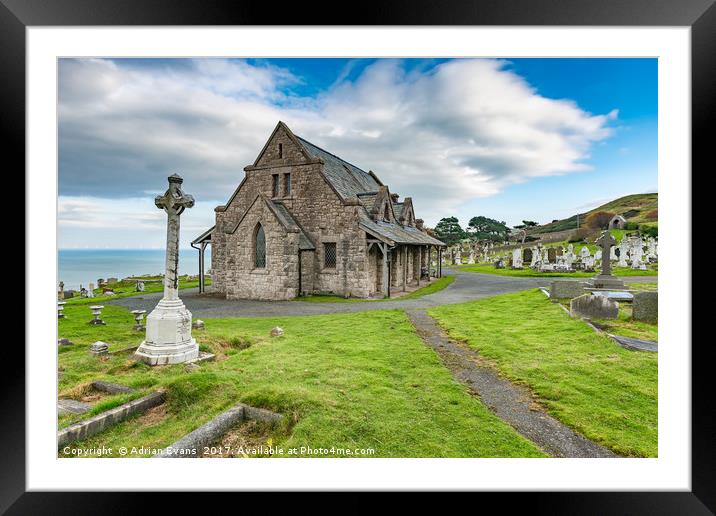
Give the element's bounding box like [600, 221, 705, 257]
[624, 222, 639, 230]
[585, 211, 616, 230]
[646, 209, 658, 220]
[568, 228, 590, 243]
[640, 224, 658, 238]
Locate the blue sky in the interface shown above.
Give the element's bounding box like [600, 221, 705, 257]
[58, 57, 656, 248]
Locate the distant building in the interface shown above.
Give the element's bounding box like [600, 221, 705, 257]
[194, 121, 445, 300]
[609, 214, 627, 229]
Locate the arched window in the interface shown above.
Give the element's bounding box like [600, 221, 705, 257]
[254, 224, 266, 268]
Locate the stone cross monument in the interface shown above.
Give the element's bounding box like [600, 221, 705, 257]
[592, 231, 625, 289]
[135, 174, 199, 365]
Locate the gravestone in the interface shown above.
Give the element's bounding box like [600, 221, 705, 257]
[135, 174, 199, 366]
[523, 248, 533, 264]
[618, 238, 629, 267]
[547, 248, 557, 263]
[633, 291, 658, 323]
[89, 341, 109, 356]
[512, 248, 523, 268]
[530, 246, 539, 267]
[136, 280, 145, 292]
[550, 280, 585, 299]
[592, 231, 626, 289]
[58, 281, 65, 300]
[87, 282, 95, 298]
[570, 294, 619, 320]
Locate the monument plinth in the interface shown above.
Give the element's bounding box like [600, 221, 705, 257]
[135, 174, 199, 365]
[592, 231, 626, 290]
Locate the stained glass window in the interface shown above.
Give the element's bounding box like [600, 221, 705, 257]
[255, 224, 266, 268]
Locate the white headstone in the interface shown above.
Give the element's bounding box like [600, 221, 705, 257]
[618, 237, 629, 267]
[512, 248, 523, 268]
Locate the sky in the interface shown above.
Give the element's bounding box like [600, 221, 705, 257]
[58, 57, 657, 249]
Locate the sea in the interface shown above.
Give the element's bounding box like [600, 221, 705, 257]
[58, 249, 211, 290]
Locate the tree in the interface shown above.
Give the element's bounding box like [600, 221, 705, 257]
[467, 216, 510, 242]
[434, 217, 465, 246]
[522, 220, 538, 227]
[585, 211, 616, 230]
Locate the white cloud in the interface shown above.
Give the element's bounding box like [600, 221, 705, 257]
[58, 196, 217, 248]
[59, 57, 617, 229]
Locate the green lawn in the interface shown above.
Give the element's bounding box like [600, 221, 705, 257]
[626, 282, 658, 292]
[429, 290, 657, 457]
[57, 303, 543, 458]
[455, 263, 657, 278]
[295, 275, 455, 303]
[63, 275, 211, 306]
[593, 306, 658, 342]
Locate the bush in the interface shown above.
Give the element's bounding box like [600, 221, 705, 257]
[624, 222, 639, 230]
[568, 228, 590, 243]
[585, 211, 616, 230]
[640, 224, 658, 238]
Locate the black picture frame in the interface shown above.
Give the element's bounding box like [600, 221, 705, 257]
[3, 0, 709, 511]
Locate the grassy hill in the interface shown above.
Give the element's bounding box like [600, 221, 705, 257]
[530, 193, 658, 235]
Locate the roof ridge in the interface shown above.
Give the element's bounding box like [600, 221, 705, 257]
[295, 135, 368, 174]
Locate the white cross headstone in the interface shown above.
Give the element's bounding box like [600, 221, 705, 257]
[135, 174, 199, 366]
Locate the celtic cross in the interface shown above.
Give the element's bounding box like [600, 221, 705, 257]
[156, 174, 194, 300]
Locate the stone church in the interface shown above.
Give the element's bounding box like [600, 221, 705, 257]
[194, 121, 445, 300]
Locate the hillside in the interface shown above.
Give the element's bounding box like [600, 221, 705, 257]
[529, 193, 658, 235]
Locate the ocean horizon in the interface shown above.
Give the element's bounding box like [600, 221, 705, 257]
[58, 248, 211, 290]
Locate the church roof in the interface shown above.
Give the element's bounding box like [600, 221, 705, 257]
[295, 136, 382, 200]
[359, 211, 445, 247]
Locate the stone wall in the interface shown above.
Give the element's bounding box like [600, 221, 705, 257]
[223, 200, 299, 301]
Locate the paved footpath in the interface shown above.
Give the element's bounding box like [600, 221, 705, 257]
[111, 269, 655, 318]
[406, 309, 616, 458]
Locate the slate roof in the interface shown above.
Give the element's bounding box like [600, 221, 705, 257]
[356, 192, 378, 210]
[191, 225, 214, 244]
[359, 212, 445, 247]
[296, 136, 382, 200]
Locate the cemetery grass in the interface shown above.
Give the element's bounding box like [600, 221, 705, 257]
[295, 275, 455, 303]
[455, 263, 658, 278]
[58, 303, 544, 458]
[593, 305, 658, 342]
[429, 290, 658, 457]
[64, 275, 212, 306]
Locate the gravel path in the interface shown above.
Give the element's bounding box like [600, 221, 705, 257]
[406, 309, 617, 458]
[110, 269, 654, 318]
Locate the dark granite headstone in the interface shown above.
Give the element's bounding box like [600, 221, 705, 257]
[632, 291, 658, 323]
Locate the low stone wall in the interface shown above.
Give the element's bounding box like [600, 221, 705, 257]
[57, 390, 166, 447]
